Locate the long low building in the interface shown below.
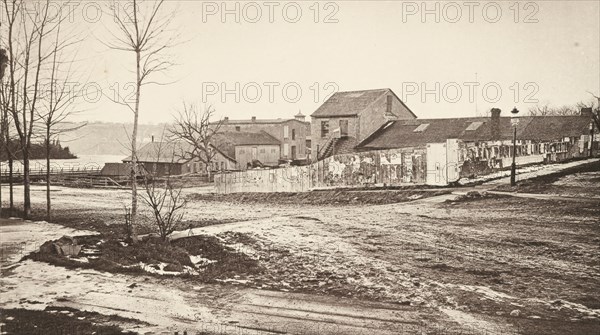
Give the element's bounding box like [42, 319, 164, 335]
[215, 89, 598, 192]
[120, 131, 282, 177]
[355, 108, 597, 184]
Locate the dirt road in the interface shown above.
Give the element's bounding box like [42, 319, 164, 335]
[1, 219, 481, 335]
[1, 160, 599, 334]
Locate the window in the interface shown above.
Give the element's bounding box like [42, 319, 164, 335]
[271, 148, 276, 154]
[239, 149, 245, 154]
[339, 120, 348, 136]
[235, 126, 241, 132]
[465, 122, 483, 131]
[260, 148, 265, 153]
[321, 121, 329, 138]
[413, 123, 429, 132]
[284, 143, 289, 157]
[284, 125, 289, 139]
[291, 129, 296, 140]
[221, 162, 225, 170]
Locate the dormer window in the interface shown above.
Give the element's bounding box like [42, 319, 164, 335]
[413, 123, 430, 133]
[465, 121, 483, 131]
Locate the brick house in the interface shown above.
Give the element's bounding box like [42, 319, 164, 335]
[214, 114, 310, 161]
[311, 88, 416, 160]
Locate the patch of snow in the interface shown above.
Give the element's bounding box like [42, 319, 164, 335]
[69, 257, 89, 263]
[217, 278, 249, 284]
[442, 283, 515, 302]
[139, 262, 181, 276]
[532, 298, 600, 318]
[189, 255, 217, 268]
[442, 308, 517, 335]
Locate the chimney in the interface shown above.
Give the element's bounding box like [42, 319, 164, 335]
[151, 135, 154, 143]
[386, 95, 393, 116]
[223, 117, 229, 123]
[490, 108, 501, 140]
[581, 107, 593, 118]
[251, 116, 256, 122]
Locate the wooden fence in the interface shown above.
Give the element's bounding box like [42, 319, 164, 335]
[0, 166, 109, 186]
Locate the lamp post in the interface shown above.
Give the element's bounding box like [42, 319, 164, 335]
[510, 107, 519, 186]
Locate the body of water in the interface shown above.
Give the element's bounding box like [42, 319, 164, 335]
[0, 155, 126, 174]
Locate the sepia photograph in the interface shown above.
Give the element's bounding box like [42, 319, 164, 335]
[0, 1, 599, 334]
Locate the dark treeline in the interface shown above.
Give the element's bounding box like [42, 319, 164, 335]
[0, 140, 76, 161]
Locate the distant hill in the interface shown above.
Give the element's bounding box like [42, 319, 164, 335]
[58, 122, 170, 157]
[0, 139, 76, 160]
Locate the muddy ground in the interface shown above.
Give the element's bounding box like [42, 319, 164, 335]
[189, 188, 451, 206]
[493, 160, 600, 198]
[0, 307, 141, 335]
[1, 161, 599, 335]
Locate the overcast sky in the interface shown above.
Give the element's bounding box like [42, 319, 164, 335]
[61, 0, 599, 123]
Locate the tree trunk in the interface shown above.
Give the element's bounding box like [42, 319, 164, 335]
[3, 122, 14, 215]
[129, 49, 141, 242]
[8, 153, 13, 215]
[0, 162, 2, 218]
[23, 144, 30, 219]
[46, 135, 51, 221]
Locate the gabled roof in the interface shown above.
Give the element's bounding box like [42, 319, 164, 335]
[519, 115, 593, 141]
[311, 88, 415, 118]
[213, 131, 280, 146]
[122, 142, 190, 163]
[210, 131, 281, 161]
[357, 115, 593, 150]
[122, 140, 240, 164]
[123, 131, 280, 164]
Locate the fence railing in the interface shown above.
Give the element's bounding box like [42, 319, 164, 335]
[0, 167, 102, 182]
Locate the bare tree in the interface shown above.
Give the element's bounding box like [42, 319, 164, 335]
[1, 0, 66, 218]
[528, 104, 579, 116]
[106, 0, 177, 241]
[141, 175, 187, 241]
[528, 104, 551, 116]
[0, 48, 8, 216]
[0, 85, 17, 217]
[139, 141, 186, 241]
[36, 22, 83, 221]
[169, 103, 224, 177]
[0, 49, 7, 79]
[0, 1, 22, 217]
[554, 105, 579, 116]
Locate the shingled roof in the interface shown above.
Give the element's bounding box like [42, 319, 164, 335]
[519, 116, 593, 141]
[211, 131, 281, 159]
[357, 115, 593, 150]
[213, 131, 280, 146]
[122, 142, 190, 163]
[311, 88, 416, 118]
[123, 131, 280, 164]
